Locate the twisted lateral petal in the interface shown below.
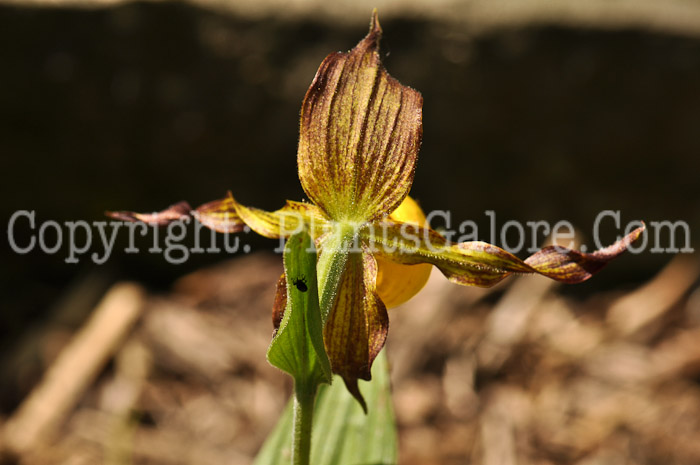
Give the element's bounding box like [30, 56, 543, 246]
[106, 201, 192, 226]
[364, 222, 645, 287]
[107, 196, 245, 232]
[197, 192, 330, 239]
[322, 244, 388, 411]
[524, 225, 645, 282]
[194, 193, 246, 233]
[297, 11, 423, 223]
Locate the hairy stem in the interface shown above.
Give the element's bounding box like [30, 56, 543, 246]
[292, 382, 315, 465]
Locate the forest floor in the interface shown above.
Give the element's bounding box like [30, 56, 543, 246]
[1, 253, 699, 464]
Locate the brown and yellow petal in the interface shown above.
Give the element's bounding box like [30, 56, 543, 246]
[193, 193, 246, 233]
[524, 227, 644, 281]
[106, 201, 193, 226]
[365, 222, 645, 287]
[322, 244, 388, 411]
[297, 11, 423, 223]
[272, 273, 287, 334]
[195, 192, 330, 239]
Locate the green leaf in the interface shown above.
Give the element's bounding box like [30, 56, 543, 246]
[267, 231, 332, 388]
[254, 350, 398, 465]
[254, 400, 295, 465]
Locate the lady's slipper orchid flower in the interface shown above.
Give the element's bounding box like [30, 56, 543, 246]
[109, 13, 644, 405]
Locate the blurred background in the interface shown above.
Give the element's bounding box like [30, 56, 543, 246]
[1, 0, 699, 463]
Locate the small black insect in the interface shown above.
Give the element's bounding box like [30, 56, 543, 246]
[292, 276, 308, 293]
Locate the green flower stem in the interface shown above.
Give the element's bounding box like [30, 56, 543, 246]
[254, 349, 399, 465]
[292, 382, 316, 465]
